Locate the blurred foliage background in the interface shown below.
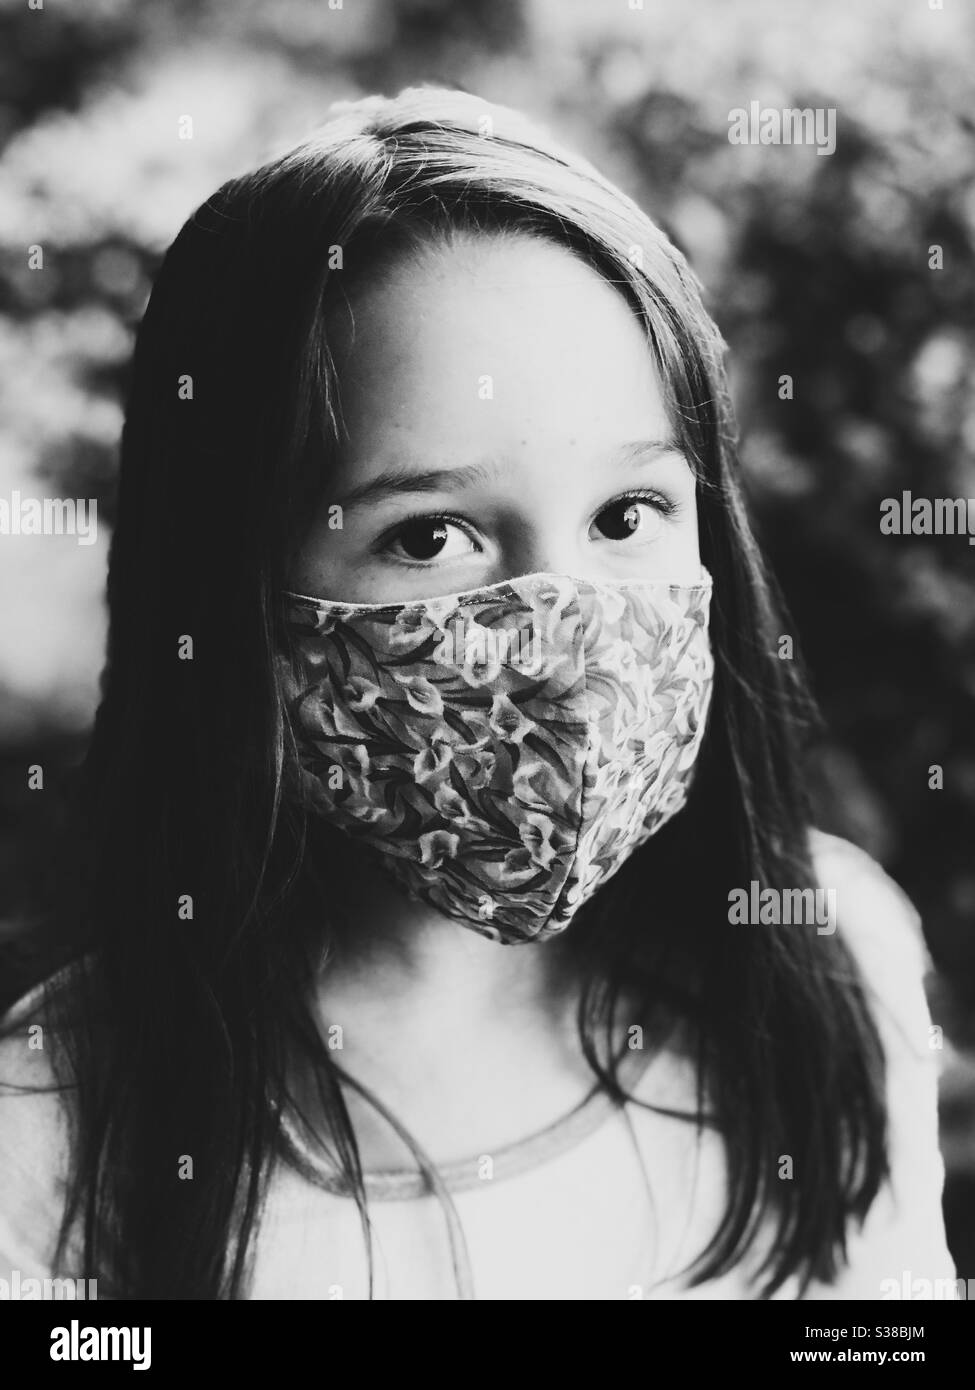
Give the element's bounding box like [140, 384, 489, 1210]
[1, 0, 973, 1276]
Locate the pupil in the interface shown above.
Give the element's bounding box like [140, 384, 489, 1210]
[401, 520, 448, 560]
[599, 502, 641, 540]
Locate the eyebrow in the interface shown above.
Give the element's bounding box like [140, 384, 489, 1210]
[333, 438, 683, 511]
[334, 461, 496, 511]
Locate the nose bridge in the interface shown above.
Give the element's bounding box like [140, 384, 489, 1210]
[499, 491, 583, 580]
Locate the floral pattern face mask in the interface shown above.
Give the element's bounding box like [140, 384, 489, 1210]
[277, 570, 715, 945]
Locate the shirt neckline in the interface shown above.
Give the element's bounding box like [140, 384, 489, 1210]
[278, 1047, 656, 1201]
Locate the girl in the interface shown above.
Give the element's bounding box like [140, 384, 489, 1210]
[0, 86, 955, 1300]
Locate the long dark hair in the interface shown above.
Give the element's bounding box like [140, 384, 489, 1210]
[9, 86, 886, 1299]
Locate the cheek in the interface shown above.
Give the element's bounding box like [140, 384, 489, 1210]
[652, 499, 702, 582]
[288, 510, 356, 595]
[676, 502, 702, 560]
[670, 472, 703, 566]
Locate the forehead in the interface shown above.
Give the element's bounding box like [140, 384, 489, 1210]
[327, 232, 674, 460]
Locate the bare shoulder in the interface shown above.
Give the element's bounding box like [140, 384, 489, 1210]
[0, 980, 73, 1275]
[809, 829, 933, 1059]
[809, 829, 925, 957]
[804, 832, 956, 1294]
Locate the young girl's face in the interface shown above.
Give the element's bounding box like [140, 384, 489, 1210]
[289, 233, 701, 603]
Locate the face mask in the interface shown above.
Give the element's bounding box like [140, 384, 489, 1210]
[277, 570, 714, 944]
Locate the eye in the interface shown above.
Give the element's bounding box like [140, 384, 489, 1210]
[385, 516, 478, 563]
[591, 494, 672, 542]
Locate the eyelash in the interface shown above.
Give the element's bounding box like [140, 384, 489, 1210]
[376, 511, 480, 567]
[377, 491, 679, 565]
[602, 488, 679, 520]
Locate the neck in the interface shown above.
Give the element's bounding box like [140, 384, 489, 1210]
[321, 871, 577, 1026]
[302, 850, 595, 1165]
